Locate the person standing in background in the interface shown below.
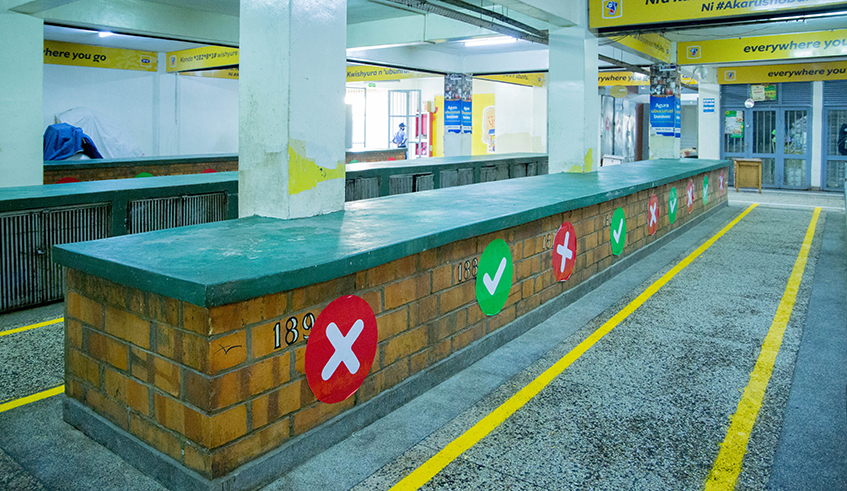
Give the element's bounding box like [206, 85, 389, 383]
[392, 122, 407, 149]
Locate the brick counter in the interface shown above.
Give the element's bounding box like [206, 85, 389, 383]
[55, 159, 730, 491]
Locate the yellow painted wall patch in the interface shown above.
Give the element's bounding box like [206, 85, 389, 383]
[288, 141, 345, 196]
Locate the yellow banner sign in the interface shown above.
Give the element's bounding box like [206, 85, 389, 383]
[179, 68, 240, 80]
[719, 61, 847, 84]
[591, 0, 847, 29]
[617, 34, 672, 63]
[346, 65, 434, 82]
[679, 29, 847, 64]
[166, 46, 239, 72]
[43, 41, 156, 71]
[599, 71, 649, 86]
[475, 73, 545, 87]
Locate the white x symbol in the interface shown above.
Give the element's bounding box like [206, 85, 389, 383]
[720, 175, 724, 190]
[649, 203, 657, 227]
[687, 187, 694, 206]
[322, 320, 363, 381]
[556, 232, 573, 273]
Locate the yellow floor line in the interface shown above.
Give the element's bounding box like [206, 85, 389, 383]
[389, 204, 760, 491]
[0, 317, 64, 338]
[0, 385, 65, 414]
[704, 206, 821, 491]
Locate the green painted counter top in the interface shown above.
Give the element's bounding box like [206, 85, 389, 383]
[346, 153, 546, 173]
[53, 158, 730, 308]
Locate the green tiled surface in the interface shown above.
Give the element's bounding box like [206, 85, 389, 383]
[53, 159, 729, 307]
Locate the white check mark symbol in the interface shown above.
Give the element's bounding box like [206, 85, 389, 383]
[483, 257, 507, 295]
[612, 219, 624, 242]
[670, 199, 676, 213]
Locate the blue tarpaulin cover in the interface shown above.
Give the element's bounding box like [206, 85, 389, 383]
[43, 123, 103, 161]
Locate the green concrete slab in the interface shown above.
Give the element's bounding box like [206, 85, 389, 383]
[346, 153, 546, 173]
[0, 173, 238, 213]
[52, 159, 729, 308]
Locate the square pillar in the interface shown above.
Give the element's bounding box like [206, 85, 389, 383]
[238, 0, 346, 219]
[547, 26, 599, 173]
[0, 11, 43, 188]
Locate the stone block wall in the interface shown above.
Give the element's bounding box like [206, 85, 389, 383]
[63, 168, 726, 481]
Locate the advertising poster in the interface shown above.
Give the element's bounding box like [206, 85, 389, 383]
[650, 64, 680, 138]
[444, 74, 464, 134]
[725, 111, 744, 138]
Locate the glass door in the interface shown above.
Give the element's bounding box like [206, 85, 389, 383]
[751, 109, 778, 188]
[781, 109, 810, 189]
[721, 107, 811, 189]
[823, 108, 847, 191]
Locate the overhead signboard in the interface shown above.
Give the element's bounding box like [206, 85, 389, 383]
[476, 73, 545, 87]
[590, 0, 847, 29]
[347, 65, 434, 82]
[678, 29, 847, 65]
[617, 33, 672, 63]
[718, 61, 847, 84]
[166, 45, 238, 72]
[44, 41, 156, 72]
[599, 71, 649, 86]
[179, 68, 239, 80]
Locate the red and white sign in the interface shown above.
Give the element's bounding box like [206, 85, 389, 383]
[719, 170, 725, 195]
[647, 194, 659, 236]
[305, 295, 377, 404]
[551, 222, 577, 282]
[686, 180, 695, 214]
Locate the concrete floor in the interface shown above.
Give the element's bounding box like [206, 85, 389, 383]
[0, 189, 844, 491]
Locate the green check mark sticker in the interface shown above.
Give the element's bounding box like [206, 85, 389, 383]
[703, 176, 709, 206]
[668, 187, 678, 224]
[610, 207, 626, 256]
[476, 239, 513, 316]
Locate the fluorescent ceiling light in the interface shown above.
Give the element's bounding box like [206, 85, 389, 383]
[98, 31, 114, 37]
[464, 37, 516, 47]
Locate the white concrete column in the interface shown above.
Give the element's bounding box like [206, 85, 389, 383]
[0, 11, 43, 188]
[547, 26, 599, 173]
[811, 81, 823, 189]
[698, 69, 721, 160]
[238, 0, 346, 219]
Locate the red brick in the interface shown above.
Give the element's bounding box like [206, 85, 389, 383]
[66, 291, 103, 329]
[251, 379, 302, 428]
[438, 282, 475, 314]
[376, 307, 409, 342]
[68, 348, 100, 387]
[382, 326, 427, 365]
[210, 330, 247, 374]
[292, 398, 354, 435]
[385, 274, 431, 310]
[87, 330, 128, 371]
[153, 356, 180, 397]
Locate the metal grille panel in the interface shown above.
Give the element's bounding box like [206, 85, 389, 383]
[826, 110, 847, 155]
[781, 82, 811, 105]
[824, 81, 847, 106]
[128, 193, 227, 234]
[753, 111, 777, 154]
[1, 203, 110, 312]
[1, 211, 42, 312]
[721, 85, 748, 106]
[825, 160, 846, 189]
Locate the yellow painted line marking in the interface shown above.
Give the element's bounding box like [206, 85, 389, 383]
[390, 204, 760, 491]
[0, 385, 65, 414]
[0, 317, 64, 338]
[705, 207, 821, 491]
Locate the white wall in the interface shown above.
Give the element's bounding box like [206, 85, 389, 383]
[177, 75, 238, 155]
[44, 63, 157, 155]
[43, 57, 239, 158]
[473, 78, 547, 154]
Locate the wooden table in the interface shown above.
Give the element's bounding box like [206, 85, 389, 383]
[734, 158, 762, 193]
